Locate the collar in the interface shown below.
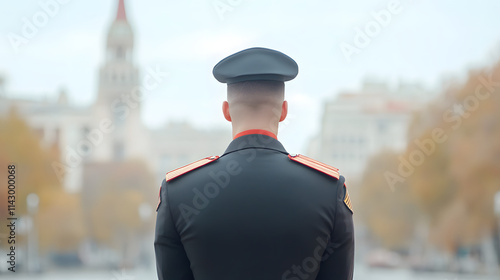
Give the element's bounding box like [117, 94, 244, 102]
[234, 129, 277, 140]
[222, 133, 288, 157]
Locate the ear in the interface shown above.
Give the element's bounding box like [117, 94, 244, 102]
[279, 100, 288, 122]
[222, 101, 232, 122]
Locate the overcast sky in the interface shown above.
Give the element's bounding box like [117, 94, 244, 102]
[1, 0, 500, 152]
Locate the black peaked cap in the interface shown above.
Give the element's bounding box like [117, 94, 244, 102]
[213, 47, 299, 84]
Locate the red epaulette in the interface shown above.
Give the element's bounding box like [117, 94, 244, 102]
[288, 154, 339, 179]
[166, 156, 220, 182]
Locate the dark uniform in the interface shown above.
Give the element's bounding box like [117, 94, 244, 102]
[154, 48, 354, 280]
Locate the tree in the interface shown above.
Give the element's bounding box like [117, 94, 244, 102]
[82, 160, 157, 268]
[37, 190, 86, 253]
[406, 61, 500, 252]
[358, 151, 420, 250]
[0, 110, 86, 253]
[0, 109, 61, 217]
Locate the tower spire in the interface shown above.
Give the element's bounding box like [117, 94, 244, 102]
[116, 0, 127, 21]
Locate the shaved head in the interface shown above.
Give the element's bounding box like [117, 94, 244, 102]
[228, 80, 284, 97]
[223, 80, 287, 137]
[227, 81, 284, 117]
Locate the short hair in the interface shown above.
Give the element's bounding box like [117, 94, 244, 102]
[227, 80, 284, 96]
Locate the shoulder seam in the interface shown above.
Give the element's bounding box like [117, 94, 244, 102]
[164, 181, 182, 238]
[330, 176, 346, 242]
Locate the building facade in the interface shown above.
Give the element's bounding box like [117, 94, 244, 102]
[308, 79, 435, 179]
[0, 0, 230, 193]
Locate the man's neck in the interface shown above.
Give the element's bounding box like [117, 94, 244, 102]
[231, 124, 278, 139]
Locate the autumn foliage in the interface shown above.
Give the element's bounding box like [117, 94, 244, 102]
[358, 61, 500, 253]
[0, 110, 156, 263]
[0, 109, 85, 253]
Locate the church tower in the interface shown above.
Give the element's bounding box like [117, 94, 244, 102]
[93, 0, 148, 162]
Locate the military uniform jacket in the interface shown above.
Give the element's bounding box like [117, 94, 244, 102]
[154, 132, 354, 280]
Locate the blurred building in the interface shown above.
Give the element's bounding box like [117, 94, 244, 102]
[0, 89, 93, 192]
[0, 0, 230, 193]
[308, 79, 436, 179]
[150, 121, 229, 180]
[92, 0, 148, 163]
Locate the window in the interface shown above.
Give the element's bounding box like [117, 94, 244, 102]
[378, 120, 387, 133]
[116, 46, 124, 59]
[113, 106, 125, 126]
[113, 142, 125, 161]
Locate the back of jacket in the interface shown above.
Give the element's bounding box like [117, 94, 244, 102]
[154, 134, 354, 280]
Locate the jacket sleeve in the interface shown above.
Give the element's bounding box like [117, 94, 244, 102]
[154, 179, 195, 280]
[315, 176, 355, 280]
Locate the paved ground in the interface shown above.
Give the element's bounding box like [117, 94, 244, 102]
[3, 264, 499, 280]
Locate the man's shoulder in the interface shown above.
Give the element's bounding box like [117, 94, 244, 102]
[164, 153, 342, 182]
[287, 154, 340, 180]
[165, 156, 220, 182]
